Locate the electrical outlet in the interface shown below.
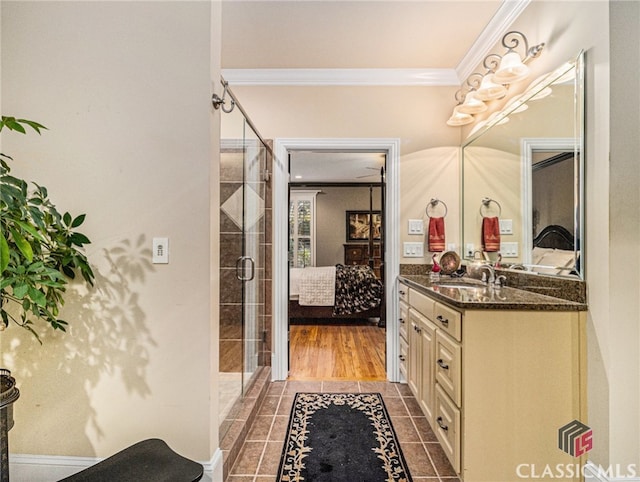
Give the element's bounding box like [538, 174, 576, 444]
[152, 237, 169, 264]
[500, 241, 518, 258]
[466, 243, 475, 257]
[403, 242, 424, 258]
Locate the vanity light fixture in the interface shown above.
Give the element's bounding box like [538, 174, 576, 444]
[475, 54, 508, 101]
[446, 106, 475, 127]
[446, 30, 545, 127]
[446, 91, 475, 126]
[493, 31, 545, 84]
[458, 91, 488, 115]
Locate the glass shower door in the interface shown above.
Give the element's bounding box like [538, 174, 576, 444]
[219, 101, 267, 441]
[240, 125, 265, 393]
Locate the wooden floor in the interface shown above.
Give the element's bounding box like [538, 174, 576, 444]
[288, 320, 386, 381]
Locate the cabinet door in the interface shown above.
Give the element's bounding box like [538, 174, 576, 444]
[407, 313, 421, 397]
[399, 301, 408, 342]
[418, 314, 437, 424]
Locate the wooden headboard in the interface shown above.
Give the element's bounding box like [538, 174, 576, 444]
[533, 224, 575, 251]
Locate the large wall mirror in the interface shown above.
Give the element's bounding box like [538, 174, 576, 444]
[461, 50, 585, 279]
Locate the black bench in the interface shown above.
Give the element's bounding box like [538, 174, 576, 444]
[58, 438, 204, 482]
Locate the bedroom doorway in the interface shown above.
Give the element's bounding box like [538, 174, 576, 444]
[287, 151, 387, 380]
[272, 138, 401, 382]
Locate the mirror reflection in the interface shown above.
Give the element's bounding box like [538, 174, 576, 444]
[461, 51, 584, 278]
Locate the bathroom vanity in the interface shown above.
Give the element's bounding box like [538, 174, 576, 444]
[398, 274, 587, 482]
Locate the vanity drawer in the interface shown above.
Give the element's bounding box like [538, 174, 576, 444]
[435, 330, 462, 406]
[434, 302, 462, 342]
[399, 300, 408, 342]
[434, 384, 461, 474]
[409, 288, 435, 320]
[398, 282, 409, 304]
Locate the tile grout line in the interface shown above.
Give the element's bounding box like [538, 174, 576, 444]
[248, 382, 286, 482]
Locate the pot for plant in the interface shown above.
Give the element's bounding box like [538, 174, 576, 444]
[0, 369, 19, 482]
[0, 369, 19, 430]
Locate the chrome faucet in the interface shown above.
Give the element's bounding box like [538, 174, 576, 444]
[478, 265, 495, 285]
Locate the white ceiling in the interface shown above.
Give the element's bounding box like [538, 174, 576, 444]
[220, 0, 530, 180]
[289, 151, 386, 183]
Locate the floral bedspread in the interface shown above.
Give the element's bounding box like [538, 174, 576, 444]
[332, 264, 383, 316]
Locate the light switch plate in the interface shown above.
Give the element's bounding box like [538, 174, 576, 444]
[152, 237, 169, 264]
[499, 219, 513, 235]
[403, 242, 424, 258]
[408, 219, 424, 235]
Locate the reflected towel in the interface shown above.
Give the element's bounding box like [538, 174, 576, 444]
[482, 216, 501, 252]
[428, 217, 445, 252]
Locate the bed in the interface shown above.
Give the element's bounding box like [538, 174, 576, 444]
[531, 224, 578, 275]
[289, 264, 384, 321]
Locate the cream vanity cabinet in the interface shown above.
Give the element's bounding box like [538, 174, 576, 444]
[398, 283, 409, 382]
[402, 284, 587, 482]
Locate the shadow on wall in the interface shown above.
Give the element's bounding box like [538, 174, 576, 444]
[1, 235, 156, 456]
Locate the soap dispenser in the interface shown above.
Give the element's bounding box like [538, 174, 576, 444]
[429, 253, 441, 282]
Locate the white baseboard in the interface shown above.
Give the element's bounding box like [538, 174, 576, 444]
[205, 448, 224, 482]
[10, 449, 223, 482]
[10, 454, 97, 481]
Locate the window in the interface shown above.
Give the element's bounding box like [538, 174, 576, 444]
[289, 191, 318, 267]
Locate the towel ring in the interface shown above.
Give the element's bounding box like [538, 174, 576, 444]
[426, 198, 448, 218]
[479, 197, 502, 217]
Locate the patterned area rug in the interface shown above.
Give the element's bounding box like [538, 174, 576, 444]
[276, 393, 413, 482]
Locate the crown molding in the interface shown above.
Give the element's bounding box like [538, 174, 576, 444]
[222, 68, 459, 86]
[455, 0, 531, 81]
[222, 0, 530, 88]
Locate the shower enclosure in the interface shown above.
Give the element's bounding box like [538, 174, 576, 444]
[218, 91, 269, 440]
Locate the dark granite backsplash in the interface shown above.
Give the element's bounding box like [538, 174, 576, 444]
[399, 263, 587, 304]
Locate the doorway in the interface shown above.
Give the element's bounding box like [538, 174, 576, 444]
[272, 138, 401, 382]
[288, 152, 386, 380]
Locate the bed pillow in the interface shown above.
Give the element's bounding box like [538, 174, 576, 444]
[535, 249, 576, 275]
[531, 247, 555, 265]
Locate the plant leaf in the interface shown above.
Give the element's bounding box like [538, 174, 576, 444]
[70, 232, 91, 246]
[63, 212, 72, 227]
[0, 231, 9, 273]
[16, 119, 47, 134]
[12, 219, 47, 242]
[13, 283, 29, 299]
[28, 287, 47, 307]
[71, 214, 86, 228]
[10, 227, 34, 262]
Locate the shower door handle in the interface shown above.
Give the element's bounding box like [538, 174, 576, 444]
[235, 256, 256, 281]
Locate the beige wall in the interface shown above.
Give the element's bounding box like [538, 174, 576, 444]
[230, 85, 462, 155]
[298, 186, 382, 266]
[399, 146, 460, 262]
[1, 0, 219, 463]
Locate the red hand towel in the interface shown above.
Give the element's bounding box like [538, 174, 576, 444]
[482, 216, 501, 252]
[428, 217, 445, 252]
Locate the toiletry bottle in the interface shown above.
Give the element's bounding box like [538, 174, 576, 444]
[429, 253, 441, 282]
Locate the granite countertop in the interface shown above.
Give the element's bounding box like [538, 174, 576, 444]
[399, 274, 588, 311]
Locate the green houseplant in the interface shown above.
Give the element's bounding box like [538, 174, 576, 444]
[0, 116, 94, 342]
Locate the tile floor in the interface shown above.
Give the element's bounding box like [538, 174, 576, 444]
[226, 380, 460, 482]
